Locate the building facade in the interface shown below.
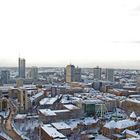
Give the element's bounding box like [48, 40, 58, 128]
[75, 67, 81, 82]
[105, 68, 114, 82]
[94, 66, 101, 80]
[1, 70, 10, 84]
[65, 65, 81, 83]
[29, 66, 38, 80]
[65, 65, 75, 83]
[18, 57, 26, 78]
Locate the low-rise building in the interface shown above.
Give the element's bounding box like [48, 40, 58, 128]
[40, 124, 67, 140]
[102, 119, 137, 138]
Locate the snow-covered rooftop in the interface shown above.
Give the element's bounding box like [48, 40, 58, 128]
[66, 119, 81, 130]
[126, 98, 140, 104]
[39, 109, 56, 116]
[15, 114, 27, 120]
[104, 120, 116, 129]
[115, 119, 136, 129]
[83, 117, 98, 125]
[83, 99, 103, 104]
[40, 97, 58, 105]
[41, 124, 66, 139]
[130, 112, 137, 118]
[52, 122, 71, 130]
[30, 91, 44, 102]
[66, 117, 98, 130]
[39, 109, 70, 116]
[104, 119, 137, 129]
[53, 110, 70, 113]
[63, 104, 80, 110]
[122, 129, 140, 138]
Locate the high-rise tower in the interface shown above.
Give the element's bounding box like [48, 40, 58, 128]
[94, 66, 101, 80]
[105, 68, 114, 82]
[18, 58, 26, 78]
[65, 65, 81, 83]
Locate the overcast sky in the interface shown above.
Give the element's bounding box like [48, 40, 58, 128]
[0, 0, 140, 68]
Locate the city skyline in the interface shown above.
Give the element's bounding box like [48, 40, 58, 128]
[1, 1, 140, 140]
[0, 58, 140, 69]
[0, 0, 140, 68]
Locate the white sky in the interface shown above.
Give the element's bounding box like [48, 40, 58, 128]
[0, 0, 140, 68]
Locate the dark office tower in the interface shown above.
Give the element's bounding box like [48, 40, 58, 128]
[1, 70, 10, 84]
[18, 58, 26, 78]
[75, 67, 81, 82]
[94, 66, 101, 80]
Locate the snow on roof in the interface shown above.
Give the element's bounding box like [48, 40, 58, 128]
[112, 108, 126, 118]
[83, 99, 103, 104]
[40, 97, 58, 105]
[87, 134, 95, 139]
[39, 109, 70, 116]
[104, 119, 137, 129]
[26, 115, 39, 119]
[66, 119, 81, 130]
[39, 98, 49, 105]
[60, 98, 72, 104]
[129, 95, 140, 98]
[14, 114, 27, 119]
[123, 85, 136, 89]
[112, 134, 123, 138]
[83, 117, 98, 125]
[137, 116, 140, 120]
[126, 98, 140, 104]
[104, 120, 116, 129]
[65, 117, 98, 130]
[130, 112, 137, 118]
[30, 91, 44, 102]
[63, 104, 80, 110]
[122, 129, 140, 138]
[39, 109, 56, 116]
[116, 119, 137, 129]
[53, 110, 70, 113]
[41, 124, 66, 139]
[103, 97, 116, 101]
[52, 122, 71, 130]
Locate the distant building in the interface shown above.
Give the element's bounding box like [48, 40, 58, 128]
[105, 69, 114, 82]
[18, 57, 26, 78]
[65, 65, 81, 83]
[1, 70, 10, 84]
[29, 66, 38, 80]
[94, 66, 101, 80]
[75, 67, 81, 82]
[65, 64, 75, 83]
